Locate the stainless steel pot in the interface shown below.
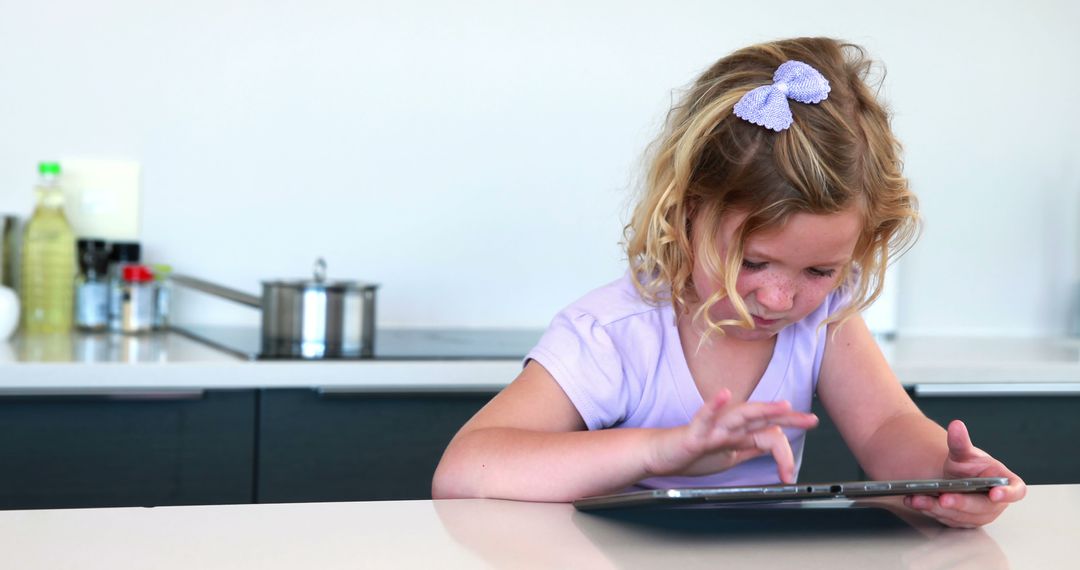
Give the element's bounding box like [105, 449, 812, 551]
[173, 258, 378, 359]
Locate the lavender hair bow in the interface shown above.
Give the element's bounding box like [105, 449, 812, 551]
[733, 60, 831, 132]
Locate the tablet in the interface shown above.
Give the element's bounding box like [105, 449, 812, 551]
[572, 477, 1009, 511]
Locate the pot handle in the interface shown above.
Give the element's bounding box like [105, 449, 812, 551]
[171, 274, 262, 309]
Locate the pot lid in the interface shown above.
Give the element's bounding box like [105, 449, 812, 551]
[260, 258, 379, 291]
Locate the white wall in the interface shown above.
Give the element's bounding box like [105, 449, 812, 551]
[2, 0, 1078, 335]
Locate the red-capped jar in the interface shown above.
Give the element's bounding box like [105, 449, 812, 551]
[120, 264, 155, 334]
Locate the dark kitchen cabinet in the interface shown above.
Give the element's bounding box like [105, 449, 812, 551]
[799, 398, 864, 482]
[255, 388, 494, 503]
[0, 389, 256, 510]
[914, 394, 1080, 485]
[254, 389, 860, 503]
[2, 384, 1072, 510]
[802, 392, 1080, 485]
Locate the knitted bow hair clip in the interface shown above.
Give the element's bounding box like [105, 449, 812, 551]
[733, 60, 830, 132]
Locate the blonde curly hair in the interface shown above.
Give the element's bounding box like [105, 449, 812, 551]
[623, 37, 920, 336]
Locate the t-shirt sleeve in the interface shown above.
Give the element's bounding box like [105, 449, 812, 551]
[524, 310, 632, 431]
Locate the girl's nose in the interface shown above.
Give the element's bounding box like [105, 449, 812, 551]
[757, 280, 795, 313]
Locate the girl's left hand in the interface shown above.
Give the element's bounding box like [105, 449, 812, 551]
[903, 420, 1027, 528]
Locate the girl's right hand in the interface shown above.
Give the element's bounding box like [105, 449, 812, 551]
[644, 389, 819, 482]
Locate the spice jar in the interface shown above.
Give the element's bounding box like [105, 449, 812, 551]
[107, 241, 141, 332]
[74, 239, 110, 331]
[120, 264, 154, 334]
[151, 263, 172, 330]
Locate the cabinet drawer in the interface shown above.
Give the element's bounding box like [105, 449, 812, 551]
[257, 388, 493, 503]
[0, 389, 255, 510]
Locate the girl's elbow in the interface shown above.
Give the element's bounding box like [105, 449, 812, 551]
[431, 456, 477, 500]
[430, 467, 457, 499]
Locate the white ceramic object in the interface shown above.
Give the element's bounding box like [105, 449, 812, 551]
[0, 285, 19, 339]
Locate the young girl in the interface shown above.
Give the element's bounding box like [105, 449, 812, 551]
[432, 37, 1025, 528]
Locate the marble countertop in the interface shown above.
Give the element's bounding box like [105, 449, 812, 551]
[1, 484, 1076, 569]
[3, 330, 1080, 394]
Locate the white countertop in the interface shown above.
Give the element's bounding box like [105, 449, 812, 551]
[3, 331, 1080, 394]
[0, 331, 521, 393]
[0, 484, 1075, 569]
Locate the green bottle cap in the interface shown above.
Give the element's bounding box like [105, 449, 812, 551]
[152, 264, 173, 279]
[38, 162, 61, 175]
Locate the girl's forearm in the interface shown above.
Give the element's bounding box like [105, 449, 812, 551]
[432, 427, 661, 502]
[855, 411, 949, 480]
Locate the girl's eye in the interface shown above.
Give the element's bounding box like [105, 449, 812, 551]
[741, 260, 767, 271]
[807, 267, 836, 278]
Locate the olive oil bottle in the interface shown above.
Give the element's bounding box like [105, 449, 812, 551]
[20, 162, 76, 333]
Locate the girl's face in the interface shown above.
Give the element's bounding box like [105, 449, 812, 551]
[691, 206, 863, 342]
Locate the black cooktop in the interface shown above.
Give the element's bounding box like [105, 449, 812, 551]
[172, 325, 544, 361]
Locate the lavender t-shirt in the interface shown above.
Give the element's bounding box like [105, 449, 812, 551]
[524, 272, 848, 489]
